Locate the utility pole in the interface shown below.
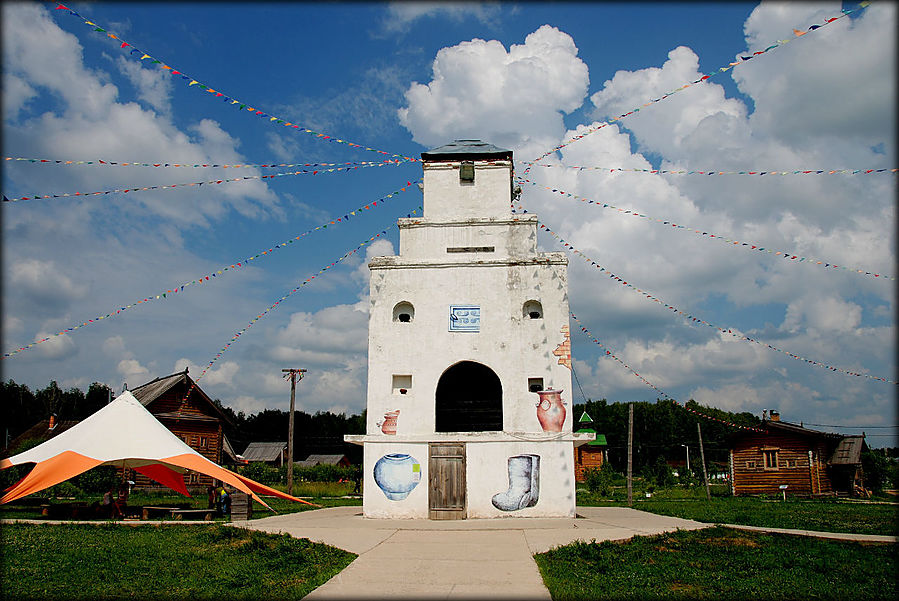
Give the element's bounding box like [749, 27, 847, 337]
[627, 402, 634, 507]
[282, 368, 307, 497]
[697, 422, 711, 501]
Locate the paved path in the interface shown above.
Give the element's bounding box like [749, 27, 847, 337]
[721, 522, 898, 543]
[236, 506, 708, 600]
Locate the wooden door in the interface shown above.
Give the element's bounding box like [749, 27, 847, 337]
[429, 443, 466, 520]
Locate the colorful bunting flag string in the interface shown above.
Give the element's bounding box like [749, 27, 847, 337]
[4, 156, 405, 169]
[51, 3, 418, 164]
[525, 1, 870, 170]
[3, 164, 405, 203]
[2, 183, 421, 359]
[521, 162, 897, 177]
[518, 178, 894, 281]
[186, 211, 421, 396]
[569, 312, 762, 432]
[538, 220, 896, 385]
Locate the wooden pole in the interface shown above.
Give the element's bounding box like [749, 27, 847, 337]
[282, 369, 307, 497]
[697, 422, 711, 500]
[627, 402, 634, 507]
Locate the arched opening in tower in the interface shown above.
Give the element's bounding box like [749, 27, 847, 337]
[435, 361, 503, 432]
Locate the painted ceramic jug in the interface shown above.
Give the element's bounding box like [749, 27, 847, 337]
[373, 453, 421, 500]
[535, 388, 566, 432]
[377, 410, 400, 435]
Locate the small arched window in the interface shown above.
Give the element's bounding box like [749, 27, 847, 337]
[523, 300, 543, 319]
[393, 301, 415, 323]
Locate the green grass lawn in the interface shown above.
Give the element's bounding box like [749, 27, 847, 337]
[577, 487, 899, 536]
[2, 522, 355, 600]
[535, 526, 898, 601]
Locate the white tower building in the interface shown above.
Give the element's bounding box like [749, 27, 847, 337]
[346, 140, 593, 519]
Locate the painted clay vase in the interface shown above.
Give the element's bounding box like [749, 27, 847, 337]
[377, 410, 400, 435]
[535, 388, 566, 432]
[373, 453, 421, 501]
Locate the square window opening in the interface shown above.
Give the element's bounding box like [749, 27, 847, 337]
[392, 374, 412, 395]
[528, 378, 544, 393]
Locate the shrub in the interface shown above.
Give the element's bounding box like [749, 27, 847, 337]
[238, 462, 282, 485]
[640, 456, 676, 487]
[45, 481, 81, 498]
[73, 466, 119, 493]
[584, 463, 617, 496]
[861, 450, 890, 493]
[678, 470, 699, 488]
[292, 463, 358, 483]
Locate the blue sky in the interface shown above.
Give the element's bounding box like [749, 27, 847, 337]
[2, 2, 895, 446]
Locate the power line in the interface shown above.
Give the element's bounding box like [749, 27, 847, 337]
[570, 361, 588, 404]
[803, 423, 897, 429]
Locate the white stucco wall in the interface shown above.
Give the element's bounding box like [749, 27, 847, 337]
[361, 438, 577, 519]
[397, 216, 539, 260]
[422, 161, 511, 221]
[366, 257, 572, 437]
[363, 441, 429, 519]
[466, 440, 576, 518]
[353, 147, 586, 519]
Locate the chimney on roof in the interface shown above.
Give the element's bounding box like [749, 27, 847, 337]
[770, 410, 780, 422]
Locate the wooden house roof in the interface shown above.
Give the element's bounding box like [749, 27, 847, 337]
[129, 368, 230, 425]
[575, 428, 607, 446]
[221, 433, 242, 463]
[242, 442, 286, 462]
[731, 418, 842, 442]
[829, 435, 866, 465]
[303, 454, 349, 465]
[731, 418, 864, 466]
[4, 419, 80, 455]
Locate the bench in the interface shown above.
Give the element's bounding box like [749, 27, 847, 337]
[171, 508, 214, 521]
[40, 503, 91, 518]
[141, 506, 182, 520]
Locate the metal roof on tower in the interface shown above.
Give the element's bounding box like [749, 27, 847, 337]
[421, 139, 512, 161]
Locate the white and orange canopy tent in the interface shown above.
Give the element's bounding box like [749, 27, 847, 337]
[0, 391, 315, 509]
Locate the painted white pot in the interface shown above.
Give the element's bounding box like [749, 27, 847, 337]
[373, 453, 421, 500]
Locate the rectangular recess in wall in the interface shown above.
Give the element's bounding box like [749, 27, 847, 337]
[528, 378, 544, 393]
[392, 374, 412, 395]
[446, 246, 495, 253]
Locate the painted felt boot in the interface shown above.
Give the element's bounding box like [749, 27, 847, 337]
[492, 455, 534, 511]
[523, 454, 540, 507]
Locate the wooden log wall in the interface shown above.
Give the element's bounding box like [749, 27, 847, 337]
[574, 446, 604, 481]
[732, 432, 833, 496]
[133, 383, 224, 490]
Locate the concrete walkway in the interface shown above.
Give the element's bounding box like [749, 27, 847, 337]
[236, 506, 708, 600]
[721, 522, 898, 543]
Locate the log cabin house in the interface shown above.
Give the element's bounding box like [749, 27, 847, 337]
[573, 428, 607, 481]
[129, 368, 236, 489]
[729, 410, 867, 497]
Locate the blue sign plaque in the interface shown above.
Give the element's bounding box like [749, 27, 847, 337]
[449, 305, 480, 332]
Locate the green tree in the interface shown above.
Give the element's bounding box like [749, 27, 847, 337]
[861, 449, 890, 493]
